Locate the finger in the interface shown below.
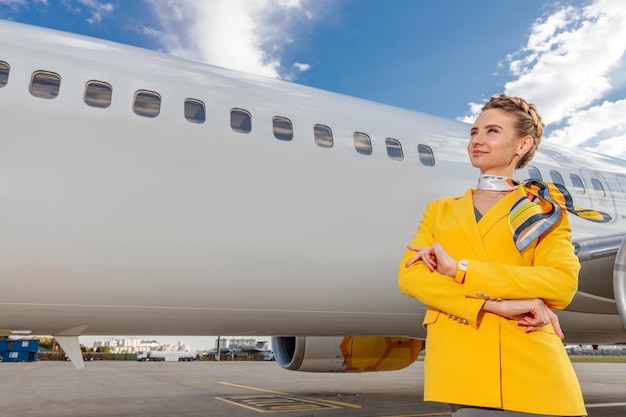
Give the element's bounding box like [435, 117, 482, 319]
[518, 318, 539, 327]
[405, 250, 428, 267]
[517, 315, 548, 327]
[407, 255, 435, 271]
[405, 255, 421, 267]
[529, 305, 551, 327]
[554, 325, 565, 340]
[548, 310, 565, 340]
[423, 257, 436, 272]
[524, 325, 539, 334]
[406, 245, 425, 252]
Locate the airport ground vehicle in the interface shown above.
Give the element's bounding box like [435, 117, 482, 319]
[136, 351, 200, 362]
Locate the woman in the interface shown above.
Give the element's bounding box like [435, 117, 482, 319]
[398, 94, 586, 416]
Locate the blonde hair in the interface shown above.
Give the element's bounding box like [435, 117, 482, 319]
[482, 94, 544, 169]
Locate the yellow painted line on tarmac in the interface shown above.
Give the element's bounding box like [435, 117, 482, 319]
[216, 394, 342, 412]
[218, 381, 289, 394]
[217, 381, 361, 409]
[216, 397, 271, 413]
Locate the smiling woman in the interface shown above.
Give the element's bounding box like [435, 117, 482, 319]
[399, 95, 587, 416]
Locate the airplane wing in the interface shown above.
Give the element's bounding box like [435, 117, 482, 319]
[557, 233, 626, 344]
[572, 233, 624, 314]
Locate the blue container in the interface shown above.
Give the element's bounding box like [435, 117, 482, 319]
[0, 339, 39, 362]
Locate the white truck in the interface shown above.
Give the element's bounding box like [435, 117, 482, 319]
[136, 351, 200, 362]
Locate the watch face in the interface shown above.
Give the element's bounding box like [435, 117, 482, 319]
[459, 260, 468, 270]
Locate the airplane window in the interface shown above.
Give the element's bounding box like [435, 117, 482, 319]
[184, 99, 205, 124]
[385, 138, 403, 161]
[549, 170, 564, 185]
[570, 174, 585, 194]
[273, 116, 293, 141]
[417, 144, 435, 167]
[231, 108, 251, 133]
[30, 71, 61, 99]
[0, 61, 9, 87]
[527, 166, 542, 180]
[84, 81, 112, 108]
[314, 124, 333, 148]
[354, 132, 372, 155]
[590, 178, 606, 197]
[133, 90, 161, 118]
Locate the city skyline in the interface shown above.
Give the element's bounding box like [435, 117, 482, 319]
[81, 336, 270, 352]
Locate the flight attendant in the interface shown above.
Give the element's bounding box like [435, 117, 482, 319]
[399, 94, 586, 416]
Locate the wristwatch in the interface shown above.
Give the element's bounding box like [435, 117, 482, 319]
[455, 259, 468, 283]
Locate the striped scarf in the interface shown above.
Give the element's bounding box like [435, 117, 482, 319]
[477, 174, 612, 251]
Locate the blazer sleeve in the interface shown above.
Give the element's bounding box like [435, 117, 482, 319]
[398, 200, 485, 328]
[462, 211, 580, 309]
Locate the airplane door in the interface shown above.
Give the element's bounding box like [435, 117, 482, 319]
[579, 169, 616, 222]
[563, 170, 592, 213]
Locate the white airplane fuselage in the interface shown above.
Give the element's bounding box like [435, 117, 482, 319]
[1, 20, 626, 352]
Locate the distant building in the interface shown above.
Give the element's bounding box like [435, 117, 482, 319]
[88, 338, 192, 354]
[214, 337, 266, 351]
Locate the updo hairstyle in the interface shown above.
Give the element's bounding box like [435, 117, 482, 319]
[482, 94, 544, 169]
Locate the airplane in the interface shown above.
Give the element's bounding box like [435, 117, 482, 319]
[0, 20, 625, 371]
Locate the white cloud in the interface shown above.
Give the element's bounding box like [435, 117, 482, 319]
[504, 0, 626, 123]
[281, 61, 311, 81]
[293, 62, 310, 72]
[585, 132, 626, 156]
[463, 0, 626, 159]
[548, 98, 626, 148]
[144, 0, 320, 80]
[75, 0, 115, 24]
[0, 0, 45, 13]
[458, 101, 485, 124]
[0, 0, 27, 5]
[0, 0, 111, 24]
[53, 0, 115, 23]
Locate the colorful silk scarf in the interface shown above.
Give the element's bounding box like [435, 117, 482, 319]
[477, 174, 611, 251]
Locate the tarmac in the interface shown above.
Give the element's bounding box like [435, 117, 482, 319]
[1, 360, 625, 416]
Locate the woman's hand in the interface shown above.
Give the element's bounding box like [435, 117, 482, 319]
[483, 298, 564, 339]
[405, 245, 435, 271]
[405, 243, 457, 278]
[521, 307, 564, 340]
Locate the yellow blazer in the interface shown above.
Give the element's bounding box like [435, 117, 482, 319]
[398, 187, 586, 416]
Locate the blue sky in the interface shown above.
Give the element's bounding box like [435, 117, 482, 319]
[2, 0, 625, 350]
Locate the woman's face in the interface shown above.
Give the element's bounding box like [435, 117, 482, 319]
[467, 108, 530, 176]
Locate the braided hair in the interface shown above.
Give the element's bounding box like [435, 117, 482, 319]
[482, 94, 544, 169]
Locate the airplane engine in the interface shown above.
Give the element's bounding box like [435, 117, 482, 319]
[614, 239, 626, 331]
[271, 336, 423, 372]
